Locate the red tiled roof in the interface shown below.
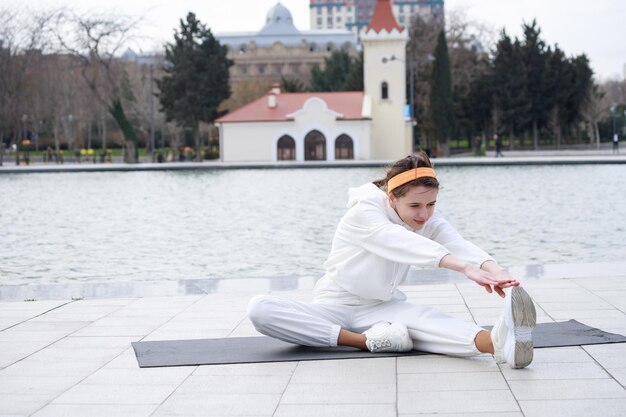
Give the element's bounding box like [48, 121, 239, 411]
[216, 91, 366, 123]
[366, 0, 403, 34]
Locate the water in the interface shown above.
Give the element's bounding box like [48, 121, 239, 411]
[1, 165, 625, 285]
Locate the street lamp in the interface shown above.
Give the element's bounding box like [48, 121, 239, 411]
[21, 114, 30, 165]
[610, 104, 617, 144]
[21, 114, 27, 140]
[68, 114, 74, 153]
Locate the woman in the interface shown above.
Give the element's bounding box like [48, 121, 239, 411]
[248, 152, 536, 369]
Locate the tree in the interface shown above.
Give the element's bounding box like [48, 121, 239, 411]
[343, 51, 364, 91]
[0, 8, 57, 164]
[458, 64, 493, 145]
[544, 45, 570, 148]
[429, 30, 455, 156]
[407, 15, 439, 150]
[158, 12, 233, 161]
[309, 50, 362, 92]
[567, 54, 594, 138]
[51, 10, 144, 162]
[280, 75, 306, 93]
[492, 31, 531, 148]
[520, 20, 548, 149]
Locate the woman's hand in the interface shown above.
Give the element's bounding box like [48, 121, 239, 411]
[463, 264, 519, 297]
[439, 255, 519, 297]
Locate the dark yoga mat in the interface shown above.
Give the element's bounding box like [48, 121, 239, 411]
[132, 319, 626, 368]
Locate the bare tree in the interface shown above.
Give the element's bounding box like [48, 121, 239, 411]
[51, 10, 143, 163]
[0, 7, 57, 164]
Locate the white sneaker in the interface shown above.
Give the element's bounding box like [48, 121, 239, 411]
[364, 322, 413, 353]
[491, 286, 536, 369]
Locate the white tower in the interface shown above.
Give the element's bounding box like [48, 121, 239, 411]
[361, 0, 412, 160]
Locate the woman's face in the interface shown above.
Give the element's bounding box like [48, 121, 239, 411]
[388, 185, 438, 230]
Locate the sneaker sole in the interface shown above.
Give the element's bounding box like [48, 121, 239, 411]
[511, 286, 536, 368]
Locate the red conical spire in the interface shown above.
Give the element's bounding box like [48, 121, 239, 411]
[366, 0, 403, 34]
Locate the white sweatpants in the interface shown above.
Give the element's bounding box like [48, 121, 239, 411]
[247, 295, 483, 357]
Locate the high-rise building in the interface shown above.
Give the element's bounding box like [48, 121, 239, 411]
[309, 0, 444, 35]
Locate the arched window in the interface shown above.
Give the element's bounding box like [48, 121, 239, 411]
[304, 130, 326, 161]
[277, 135, 296, 161]
[335, 134, 354, 160]
[381, 82, 389, 100]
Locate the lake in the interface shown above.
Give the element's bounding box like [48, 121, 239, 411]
[1, 164, 625, 285]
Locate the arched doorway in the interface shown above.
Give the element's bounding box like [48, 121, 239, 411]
[277, 135, 296, 160]
[304, 130, 326, 161]
[335, 134, 354, 160]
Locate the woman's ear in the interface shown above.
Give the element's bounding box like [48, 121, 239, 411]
[388, 193, 396, 209]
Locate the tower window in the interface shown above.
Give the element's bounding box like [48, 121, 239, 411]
[381, 82, 389, 100]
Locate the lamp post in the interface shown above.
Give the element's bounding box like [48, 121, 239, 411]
[68, 114, 74, 156]
[611, 104, 617, 145]
[149, 64, 155, 163]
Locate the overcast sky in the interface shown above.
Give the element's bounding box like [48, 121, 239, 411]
[3, 0, 624, 80]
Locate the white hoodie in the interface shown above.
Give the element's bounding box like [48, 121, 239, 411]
[313, 183, 495, 305]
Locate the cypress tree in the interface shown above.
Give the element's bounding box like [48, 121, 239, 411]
[520, 20, 548, 149]
[429, 30, 454, 156]
[492, 31, 531, 149]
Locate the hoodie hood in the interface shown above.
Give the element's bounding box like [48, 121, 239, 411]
[347, 183, 386, 208]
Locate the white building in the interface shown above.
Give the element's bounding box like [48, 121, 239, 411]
[309, 0, 444, 36]
[216, 0, 412, 162]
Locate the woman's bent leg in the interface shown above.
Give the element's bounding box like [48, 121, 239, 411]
[247, 295, 347, 347]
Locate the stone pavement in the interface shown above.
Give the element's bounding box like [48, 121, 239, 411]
[1, 270, 625, 417]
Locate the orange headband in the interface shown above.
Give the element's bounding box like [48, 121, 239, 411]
[387, 167, 437, 194]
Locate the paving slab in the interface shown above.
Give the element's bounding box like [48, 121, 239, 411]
[508, 378, 626, 400]
[397, 390, 520, 414]
[51, 384, 175, 405]
[519, 398, 626, 417]
[152, 393, 281, 416]
[174, 374, 292, 395]
[290, 358, 396, 384]
[31, 404, 158, 417]
[398, 413, 523, 417]
[274, 404, 396, 417]
[398, 371, 507, 391]
[499, 361, 611, 380]
[281, 382, 396, 404]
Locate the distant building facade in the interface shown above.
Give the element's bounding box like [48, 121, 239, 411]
[309, 0, 444, 35]
[215, 3, 358, 85]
